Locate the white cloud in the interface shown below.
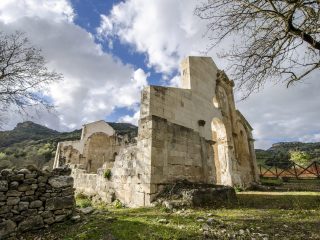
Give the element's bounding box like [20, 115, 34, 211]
[0, 0, 147, 131]
[99, 0, 320, 149]
[237, 72, 320, 149]
[1, 0, 319, 150]
[119, 110, 140, 126]
[97, 0, 209, 75]
[0, 0, 74, 23]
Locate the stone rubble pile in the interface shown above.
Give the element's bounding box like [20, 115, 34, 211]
[0, 167, 75, 239]
[156, 180, 237, 208]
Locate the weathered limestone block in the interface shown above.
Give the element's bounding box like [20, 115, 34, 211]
[9, 181, 19, 190]
[18, 216, 44, 232]
[0, 220, 16, 239]
[52, 167, 72, 176]
[0, 192, 5, 201]
[182, 186, 237, 206]
[7, 197, 20, 206]
[44, 217, 55, 225]
[45, 196, 74, 210]
[0, 180, 8, 191]
[25, 190, 35, 196]
[18, 184, 31, 192]
[55, 214, 67, 222]
[29, 200, 43, 208]
[37, 176, 48, 183]
[24, 178, 37, 184]
[9, 174, 24, 181]
[6, 190, 22, 197]
[25, 173, 37, 179]
[17, 169, 31, 175]
[41, 210, 53, 219]
[20, 209, 37, 217]
[18, 202, 29, 211]
[48, 176, 73, 188]
[1, 169, 13, 177]
[0, 205, 10, 214]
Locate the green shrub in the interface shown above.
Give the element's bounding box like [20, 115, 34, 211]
[104, 169, 112, 180]
[76, 192, 88, 199]
[113, 199, 123, 208]
[290, 150, 311, 166]
[75, 192, 92, 208]
[0, 152, 6, 160]
[234, 185, 244, 192]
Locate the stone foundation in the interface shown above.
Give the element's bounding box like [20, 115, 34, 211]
[0, 167, 75, 239]
[157, 180, 237, 208]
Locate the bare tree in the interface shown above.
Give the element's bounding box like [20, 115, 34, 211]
[0, 31, 62, 121]
[195, 0, 320, 98]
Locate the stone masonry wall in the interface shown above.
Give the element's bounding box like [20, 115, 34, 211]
[150, 115, 216, 186]
[0, 167, 75, 239]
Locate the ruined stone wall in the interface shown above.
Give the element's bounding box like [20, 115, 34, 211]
[71, 145, 150, 207]
[69, 117, 158, 207]
[53, 121, 118, 172]
[0, 167, 75, 239]
[212, 71, 259, 186]
[52, 56, 259, 207]
[54, 133, 121, 173]
[140, 56, 258, 187]
[82, 133, 121, 173]
[80, 120, 115, 141]
[149, 115, 216, 186]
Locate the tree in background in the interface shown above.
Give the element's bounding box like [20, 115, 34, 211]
[265, 151, 292, 169]
[0, 31, 62, 125]
[195, 0, 320, 98]
[290, 150, 311, 166]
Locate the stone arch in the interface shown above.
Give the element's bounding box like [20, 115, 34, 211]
[211, 118, 232, 186]
[83, 132, 120, 173]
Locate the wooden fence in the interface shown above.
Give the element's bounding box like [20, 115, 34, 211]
[259, 161, 320, 179]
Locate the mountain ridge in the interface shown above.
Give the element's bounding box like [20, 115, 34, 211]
[0, 121, 137, 169]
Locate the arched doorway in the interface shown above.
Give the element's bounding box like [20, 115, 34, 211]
[211, 118, 232, 186]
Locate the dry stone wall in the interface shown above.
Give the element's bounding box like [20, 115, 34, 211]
[0, 167, 75, 239]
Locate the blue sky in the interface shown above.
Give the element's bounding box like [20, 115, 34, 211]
[69, 0, 167, 122]
[0, 0, 319, 149]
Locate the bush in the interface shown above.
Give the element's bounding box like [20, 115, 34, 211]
[113, 199, 123, 208]
[0, 152, 6, 160]
[104, 169, 112, 180]
[265, 151, 293, 169]
[75, 192, 92, 208]
[234, 185, 244, 192]
[75, 192, 88, 199]
[290, 151, 311, 166]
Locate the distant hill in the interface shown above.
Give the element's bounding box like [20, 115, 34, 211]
[0, 121, 60, 148]
[0, 121, 137, 170]
[107, 122, 138, 139]
[255, 142, 320, 167]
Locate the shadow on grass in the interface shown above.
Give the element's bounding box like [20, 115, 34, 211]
[236, 192, 320, 209]
[109, 218, 201, 240]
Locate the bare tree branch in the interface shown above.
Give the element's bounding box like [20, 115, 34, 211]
[195, 0, 320, 98]
[0, 31, 62, 125]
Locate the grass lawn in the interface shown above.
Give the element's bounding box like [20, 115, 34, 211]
[22, 191, 320, 240]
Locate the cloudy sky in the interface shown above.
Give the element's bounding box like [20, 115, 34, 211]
[0, 0, 319, 149]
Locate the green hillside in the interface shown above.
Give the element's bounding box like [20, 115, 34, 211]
[0, 121, 60, 148]
[0, 121, 137, 170]
[255, 142, 320, 168]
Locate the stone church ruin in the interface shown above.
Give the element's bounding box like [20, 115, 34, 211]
[54, 56, 259, 207]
